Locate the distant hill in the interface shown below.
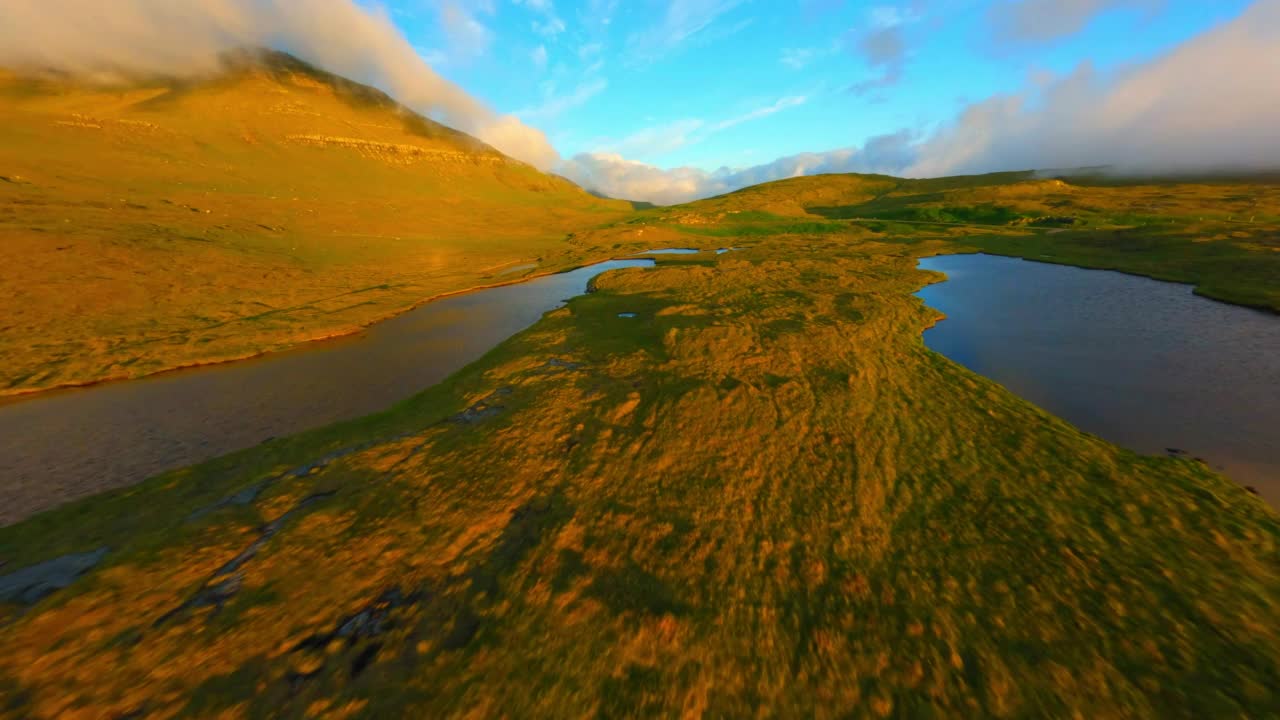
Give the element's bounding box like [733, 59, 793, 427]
[582, 186, 657, 210]
[648, 168, 1279, 311]
[0, 50, 633, 395]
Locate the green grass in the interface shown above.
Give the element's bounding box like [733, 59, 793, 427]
[676, 170, 1280, 313]
[1, 233, 1275, 719]
[960, 227, 1280, 311]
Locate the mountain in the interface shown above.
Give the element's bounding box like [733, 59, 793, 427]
[0, 50, 632, 396]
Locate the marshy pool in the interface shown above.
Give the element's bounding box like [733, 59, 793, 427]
[0, 258, 654, 524]
[916, 253, 1280, 504]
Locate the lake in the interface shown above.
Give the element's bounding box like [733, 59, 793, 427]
[916, 253, 1280, 504]
[0, 259, 655, 524]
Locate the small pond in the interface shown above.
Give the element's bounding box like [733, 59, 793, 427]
[916, 253, 1280, 504]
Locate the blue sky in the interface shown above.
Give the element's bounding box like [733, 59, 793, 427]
[391, 0, 1253, 173]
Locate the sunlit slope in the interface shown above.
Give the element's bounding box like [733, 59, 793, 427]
[0, 52, 632, 396]
[663, 171, 1280, 310]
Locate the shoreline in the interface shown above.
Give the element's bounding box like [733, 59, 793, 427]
[913, 252, 1279, 508]
[6, 242, 1273, 406]
[0, 251, 644, 406]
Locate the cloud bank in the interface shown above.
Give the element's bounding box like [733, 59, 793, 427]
[910, 0, 1280, 177]
[560, 131, 916, 206]
[560, 1, 1280, 205]
[0, 0, 559, 169]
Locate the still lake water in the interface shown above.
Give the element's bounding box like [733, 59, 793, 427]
[0, 259, 654, 524]
[916, 253, 1280, 504]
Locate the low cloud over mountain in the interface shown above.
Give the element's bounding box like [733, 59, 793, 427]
[0, 0, 560, 169]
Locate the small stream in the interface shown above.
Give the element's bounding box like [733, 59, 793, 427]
[0, 258, 655, 524]
[916, 253, 1280, 504]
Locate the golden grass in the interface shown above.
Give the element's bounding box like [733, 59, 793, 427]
[1, 232, 1274, 718]
[0, 60, 632, 396]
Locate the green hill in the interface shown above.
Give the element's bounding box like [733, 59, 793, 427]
[0, 50, 633, 396]
[648, 170, 1280, 312]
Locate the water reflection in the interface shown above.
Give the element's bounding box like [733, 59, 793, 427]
[916, 253, 1280, 504]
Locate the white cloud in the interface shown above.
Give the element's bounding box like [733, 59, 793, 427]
[515, 77, 608, 121]
[530, 44, 548, 68]
[533, 17, 567, 37]
[591, 95, 809, 162]
[604, 119, 707, 159]
[625, 0, 747, 65]
[910, 0, 1280, 176]
[780, 47, 821, 70]
[709, 96, 808, 131]
[559, 153, 716, 205]
[559, 130, 917, 205]
[581, 0, 1280, 204]
[0, 0, 560, 169]
[440, 1, 494, 60]
[514, 0, 567, 37]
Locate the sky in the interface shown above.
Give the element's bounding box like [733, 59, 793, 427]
[4, 0, 1279, 203]
[408, 1, 1239, 166]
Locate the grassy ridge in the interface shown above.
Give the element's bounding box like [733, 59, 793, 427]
[1, 236, 1275, 718]
[0, 53, 633, 396]
[665, 172, 1280, 312]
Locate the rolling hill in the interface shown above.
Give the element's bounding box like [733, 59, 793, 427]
[0, 50, 633, 396]
[645, 170, 1280, 311]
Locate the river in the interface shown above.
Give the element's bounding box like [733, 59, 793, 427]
[0, 258, 655, 524]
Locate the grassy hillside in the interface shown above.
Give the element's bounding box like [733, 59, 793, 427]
[660, 171, 1280, 311]
[0, 51, 634, 396]
[1, 227, 1276, 718]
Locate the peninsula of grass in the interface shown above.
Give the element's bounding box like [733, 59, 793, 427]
[1, 229, 1275, 718]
